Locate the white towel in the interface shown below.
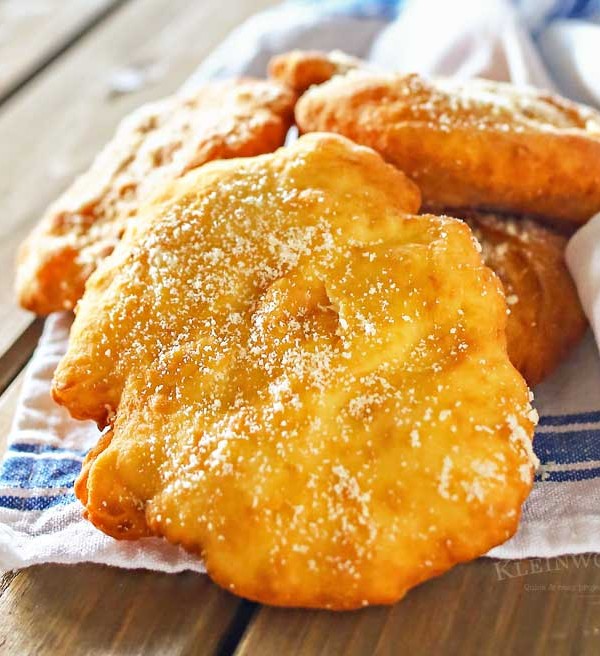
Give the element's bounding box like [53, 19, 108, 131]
[2, 0, 600, 572]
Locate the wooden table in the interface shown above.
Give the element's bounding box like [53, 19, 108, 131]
[0, 2, 598, 653]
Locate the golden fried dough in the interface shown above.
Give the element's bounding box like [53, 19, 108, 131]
[53, 134, 536, 609]
[295, 69, 600, 224]
[451, 210, 588, 387]
[16, 78, 295, 315]
[269, 49, 362, 94]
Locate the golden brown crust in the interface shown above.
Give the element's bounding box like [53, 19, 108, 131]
[295, 70, 600, 224]
[448, 210, 588, 386]
[268, 49, 362, 94]
[75, 429, 151, 540]
[16, 78, 296, 315]
[54, 134, 535, 609]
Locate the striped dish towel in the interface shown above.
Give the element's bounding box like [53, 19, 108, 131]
[2, 0, 600, 571]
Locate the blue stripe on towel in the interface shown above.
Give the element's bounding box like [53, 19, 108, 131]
[534, 430, 600, 465]
[9, 442, 87, 456]
[0, 493, 76, 511]
[540, 0, 600, 21]
[0, 456, 83, 489]
[538, 410, 600, 427]
[536, 466, 600, 483]
[289, 0, 600, 23]
[288, 0, 403, 19]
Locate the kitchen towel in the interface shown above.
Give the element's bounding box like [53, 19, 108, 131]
[2, 0, 600, 572]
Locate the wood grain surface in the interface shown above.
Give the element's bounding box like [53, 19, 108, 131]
[0, 564, 242, 656]
[0, 0, 123, 100]
[239, 557, 600, 655]
[0, 1, 597, 654]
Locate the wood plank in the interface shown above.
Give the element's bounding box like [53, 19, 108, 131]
[237, 557, 600, 655]
[0, 0, 276, 360]
[0, 320, 44, 395]
[0, 564, 241, 655]
[0, 0, 123, 100]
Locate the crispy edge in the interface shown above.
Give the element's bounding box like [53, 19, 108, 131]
[75, 429, 151, 540]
